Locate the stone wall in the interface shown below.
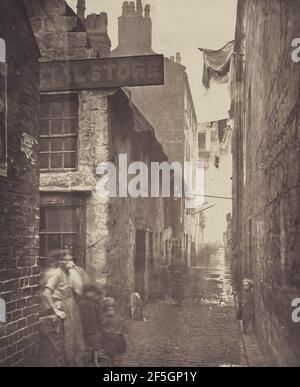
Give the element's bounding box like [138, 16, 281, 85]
[24, 0, 95, 61]
[111, 0, 199, 258]
[39, 87, 171, 308]
[39, 88, 112, 286]
[0, 0, 40, 366]
[27, 0, 112, 290]
[30, 0, 171, 309]
[107, 90, 170, 306]
[233, 0, 300, 366]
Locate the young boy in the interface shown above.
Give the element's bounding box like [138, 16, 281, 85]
[102, 297, 127, 366]
[240, 279, 255, 334]
[78, 284, 109, 366]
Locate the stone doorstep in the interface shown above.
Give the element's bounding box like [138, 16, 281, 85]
[239, 322, 268, 367]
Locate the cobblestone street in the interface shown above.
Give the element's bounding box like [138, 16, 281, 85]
[120, 249, 262, 367]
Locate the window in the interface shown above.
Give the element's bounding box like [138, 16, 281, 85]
[40, 93, 78, 171]
[40, 206, 78, 257]
[39, 205, 86, 271]
[198, 132, 206, 151]
[218, 119, 228, 142]
[40, 194, 86, 267]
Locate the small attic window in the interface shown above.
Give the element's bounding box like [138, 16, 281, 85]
[0, 38, 6, 62]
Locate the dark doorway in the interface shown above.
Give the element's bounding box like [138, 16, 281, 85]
[135, 230, 146, 301]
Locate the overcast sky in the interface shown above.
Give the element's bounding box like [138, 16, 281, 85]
[67, 0, 237, 122]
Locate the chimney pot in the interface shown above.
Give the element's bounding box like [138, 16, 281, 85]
[77, 0, 86, 21]
[136, 0, 143, 16]
[176, 52, 182, 64]
[122, 1, 130, 16]
[170, 56, 175, 62]
[129, 1, 136, 14]
[144, 4, 150, 18]
[98, 12, 108, 33]
[100, 12, 108, 26]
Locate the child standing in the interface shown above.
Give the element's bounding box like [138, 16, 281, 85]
[102, 298, 127, 366]
[78, 284, 109, 367]
[239, 279, 255, 334]
[170, 268, 185, 306]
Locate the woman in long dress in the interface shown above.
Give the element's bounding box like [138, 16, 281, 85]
[43, 251, 86, 367]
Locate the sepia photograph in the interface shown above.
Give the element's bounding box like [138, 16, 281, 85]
[0, 0, 300, 371]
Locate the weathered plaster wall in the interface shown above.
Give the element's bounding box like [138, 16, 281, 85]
[39, 90, 112, 288]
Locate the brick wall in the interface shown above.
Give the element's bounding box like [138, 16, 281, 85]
[0, 0, 40, 367]
[233, 0, 300, 366]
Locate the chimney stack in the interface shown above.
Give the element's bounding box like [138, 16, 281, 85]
[113, 1, 153, 56]
[85, 12, 111, 57]
[170, 56, 175, 62]
[77, 0, 86, 21]
[176, 52, 182, 64]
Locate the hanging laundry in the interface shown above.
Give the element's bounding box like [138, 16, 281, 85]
[199, 41, 234, 89]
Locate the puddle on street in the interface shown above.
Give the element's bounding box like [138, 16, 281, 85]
[189, 248, 234, 306]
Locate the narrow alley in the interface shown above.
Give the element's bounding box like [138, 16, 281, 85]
[121, 249, 263, 367]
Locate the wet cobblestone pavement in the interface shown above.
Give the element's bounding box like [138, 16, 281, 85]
[120, 249, 252, 367]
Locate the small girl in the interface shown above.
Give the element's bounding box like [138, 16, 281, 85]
[239, 279, 255, 334]
[130, 292, 144, 321]
[101, 298, 127, 366]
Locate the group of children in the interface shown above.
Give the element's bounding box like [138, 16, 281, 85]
[78, 284, 127, 367]
[77, 274, 254, 367]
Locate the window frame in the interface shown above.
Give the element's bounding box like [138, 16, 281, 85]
[40, 206, 78, 256]
[39, 193, 87, 268]
[39, 92, 79, 172]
